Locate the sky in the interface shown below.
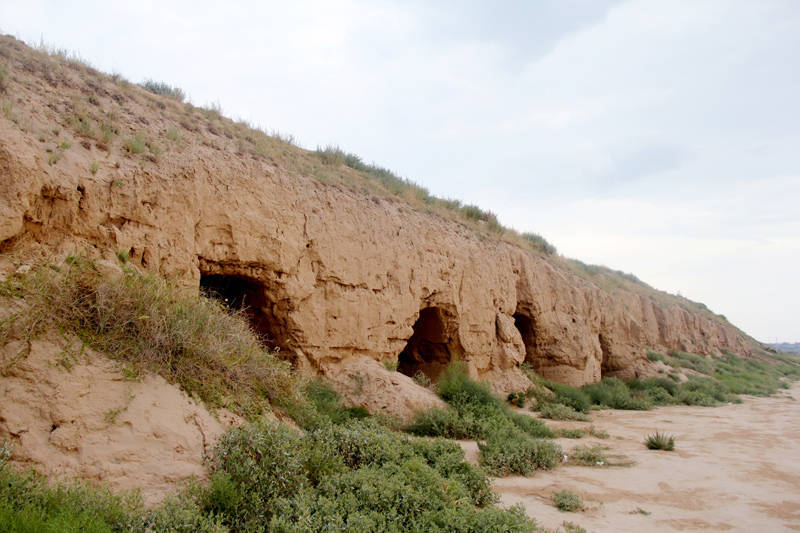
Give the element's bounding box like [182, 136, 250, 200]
[1, 0, 798, 342]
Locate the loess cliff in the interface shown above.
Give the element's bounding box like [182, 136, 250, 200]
[0, 36, 760, 414]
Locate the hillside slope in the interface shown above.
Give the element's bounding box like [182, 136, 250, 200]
[0, 36, 762, 410]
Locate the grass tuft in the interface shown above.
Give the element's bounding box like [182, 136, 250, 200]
[139, 79, 185, 102]
[645, 431, 675, 451]
[538, 402, 590, 421]
[124, 132, 146, 154]
[552, 490, 583, 512]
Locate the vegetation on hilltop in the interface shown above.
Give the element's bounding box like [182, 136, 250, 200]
[0, 35, 557, 259]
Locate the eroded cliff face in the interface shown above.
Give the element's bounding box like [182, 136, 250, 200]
[0, 36, 756, 406]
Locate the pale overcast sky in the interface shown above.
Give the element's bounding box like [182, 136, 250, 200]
[2, 0, 798, 342]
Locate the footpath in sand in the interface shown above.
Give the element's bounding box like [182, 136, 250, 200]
[461, 383, 800, 532]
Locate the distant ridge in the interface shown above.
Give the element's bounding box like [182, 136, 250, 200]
[770, 343, 800, 354]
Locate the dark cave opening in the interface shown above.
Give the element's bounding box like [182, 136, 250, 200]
[199, 273, 281, 350]
[598, 332, 612, 377]
[397, 307, 457, 382]
[514, 310, 542, 369]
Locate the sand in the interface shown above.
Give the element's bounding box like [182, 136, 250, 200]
[461, 384, 800, 532]
[0, 335, 241, 505]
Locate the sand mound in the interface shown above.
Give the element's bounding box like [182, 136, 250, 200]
[323, 356, 446, 424]
[0, 335, 240, 505]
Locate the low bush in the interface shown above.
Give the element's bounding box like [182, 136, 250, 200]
[0, 444, 225, 532]
[139, 79, 185, 102]
[626, 377, 678, 406]
[408, 363, 557, 475]
[405, 406, 476, 440]
[507, 391, 526, 407]
[204, 420, 536, 531]
[645, 431, 675, 451]
[587, 425, 610, 439]
[301, 379, 370, 427]
[554, 428, 586, 439]
[582, 378, 652, 410]
[552, 490, 583, 512]
[437, 362, 499, 407]
[479, 428, 561, 476]
[568, 445, 609, 466]
[123, 132, 146, 154]
[538, 403, 589, 421]
[668, 350, 715, 375]
[544, 381, 592, 413]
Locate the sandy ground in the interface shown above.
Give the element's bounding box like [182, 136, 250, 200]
[460, 384, 800, 532]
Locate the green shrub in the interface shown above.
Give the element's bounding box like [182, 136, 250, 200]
[479, 428, 561, 476]
[302, 379, 370, 426]
[437, 362, 499, 407]
[582, 378, 652, 410]
[554, 428, 586, 439]
[561, 521, 588, 533]
[646, 351, 665, 362]
[124, 132, 146, 154]
[645, 431, 675, 451]
[626, 377, 677, 406]
[587, 425, 610, 439]
[521, 232, 557, 255]
[545, 381, 591, 413]
[506, 410, 554, 438]
[0, 445, 225, 532]
[507, 391, 526, 407]
[668, 350, 715, 375]
[204, 420, 536, 531]
[412, 370, 432, 388]
[408, 363, 553, 443]
[568, 445, 609, 466]
[552, 490, 583, 512]
[406, 407, 476, 439]
[139, 79, 185, 102]
[538, 403, 590, 421]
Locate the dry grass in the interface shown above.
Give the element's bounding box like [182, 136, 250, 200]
[0, 256, 298, 419]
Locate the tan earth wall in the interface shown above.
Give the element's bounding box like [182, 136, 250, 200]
[0, 117, 755, 396]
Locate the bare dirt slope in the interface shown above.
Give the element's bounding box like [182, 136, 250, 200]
[461, 384, 800, 532]
[0, 334, 240, 505]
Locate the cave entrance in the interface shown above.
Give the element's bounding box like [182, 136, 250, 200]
[599, 333, 612, 378]
[199, 274, 280, 350]
[514, 308, 543, 371]
[398, 307, 459, 382]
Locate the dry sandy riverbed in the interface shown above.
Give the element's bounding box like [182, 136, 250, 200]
[460, 383, 800, 532]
